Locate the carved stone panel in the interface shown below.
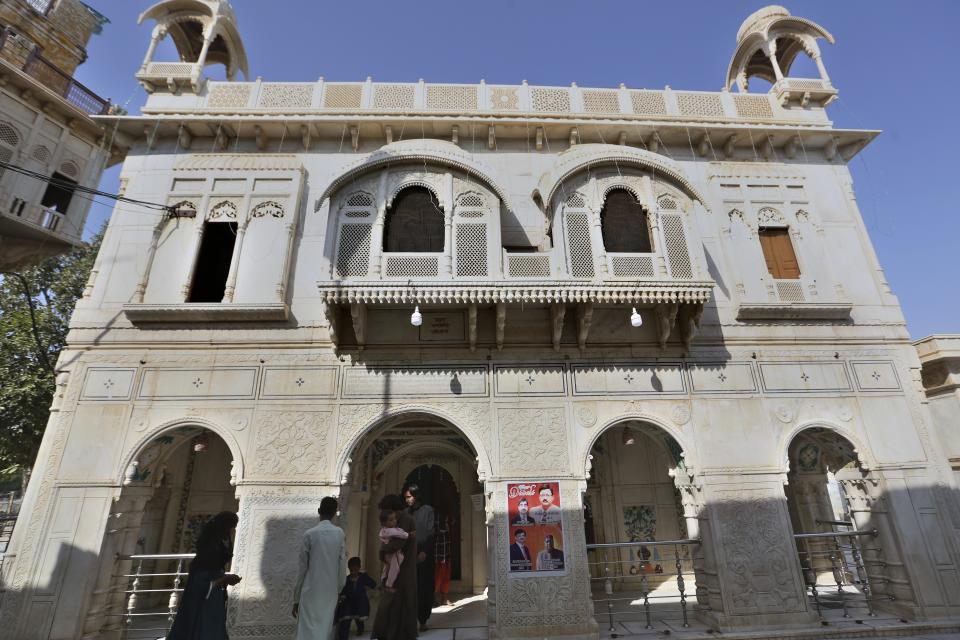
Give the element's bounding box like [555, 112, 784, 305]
[137, 367, 259, 400]
[497, 407, 569, 475]
[494, 365, 567, 397]
[850, 361, 901, 392]
[758, 362, 851, 393]
[249, 410, 333, 479]
[572, 363, 685, 395]
[688, 362, 758, 393]
[260, 367, 338, 399]
[81, 367, 137, 400]
[708, 487, 808, 616]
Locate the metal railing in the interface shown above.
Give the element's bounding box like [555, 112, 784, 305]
[112, 553, 195, 636]
[586, 538, 699, 635]
[793, 525, 883, 622]
[22, 54, 109, 115]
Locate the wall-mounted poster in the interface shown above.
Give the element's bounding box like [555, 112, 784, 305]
[507, 482, 566, 575]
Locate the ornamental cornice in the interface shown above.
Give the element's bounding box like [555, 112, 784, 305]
[317, 280, 713, 305]
[172, 153, 302, 172]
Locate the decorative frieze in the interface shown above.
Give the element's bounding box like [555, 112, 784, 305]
[81, 368, 137, 400]
[259, 367, 338, 399]
[758, 362, 851, 393]
[341, 366, 487, 398]
[494, 365, 567, 397]
[850, 361, 901, 391]
[137, 367, 259, 400]
[572, 363, 685, 395]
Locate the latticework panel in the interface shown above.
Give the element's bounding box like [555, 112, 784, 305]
[323, 84, 363, 109]
[531, 88, 570, 112]
[565, 192, 586, 208]
[566, 213, 595, 278]
[611, 255, 655, 279]
[630, 91, 667, 115]
[336, 224, 372, 277]
[455, 224, 488, 277]
[345, 192, 374, 207]
[507, 254, 551, 278]
[676, 93, 724, 118]
[146, 62, 193, 75]
[59, 160, 80, 178]
[207, 84, 252, 109]
[374, 84, 415, 110]
[776, 280, 806, 302]
[661, 213, 693, 279]
[456, 192, 485, 208]
[787, 79, 827, 90]
[0, 122, 21, 147]
[733, 94, 774, 119]
[384, 255, 439, 278]
[658, 195, 678, 210]
[489, 86, 520, 110]
[582, 89, 620, 113]
[457, 210, 483, 218]
[258, 83, 313, 109]
[31, 145, 50, 163]
[345, 211, 370, 218]
[427, 85, 478, 111]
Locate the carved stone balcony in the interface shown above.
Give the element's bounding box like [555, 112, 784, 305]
[773, 77, 837, 108]
[136, 61, 201, 93]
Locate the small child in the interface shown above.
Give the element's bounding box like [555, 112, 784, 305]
[335, 557, 376, 640]
[378, 509, 409, 591]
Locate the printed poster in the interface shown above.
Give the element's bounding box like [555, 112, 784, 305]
[507, 482, 566, 575]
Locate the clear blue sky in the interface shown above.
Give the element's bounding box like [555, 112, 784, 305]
[73, 1, 960, 340]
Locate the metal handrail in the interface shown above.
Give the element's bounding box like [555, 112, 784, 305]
[586, 538, 700, 634]
[112, 552, 196, 633]
[794, 529, 877, 540]
[793, 528, 880, 621]
[122, 553, 195, 561]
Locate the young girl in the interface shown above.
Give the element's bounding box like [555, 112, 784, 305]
[335, 557, 376, 640]
[378, 509, 409, 590]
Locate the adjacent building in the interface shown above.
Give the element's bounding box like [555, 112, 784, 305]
[2, 2, 959, 639]
[0, 0, 112, 269]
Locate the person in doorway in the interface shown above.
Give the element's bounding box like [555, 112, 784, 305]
[535, 534, 565, 571]
[371, 494, 418, 640]
[335, 557, 377, 640]
[511, 498, 534, 525]
[167, 511, 242, 640]
[404, 483, 436, 632]
[509, 529, 533, 571]
[292, 497, 346, 640]
[528, 485, 561, 524]
[378, 508, 410, 590]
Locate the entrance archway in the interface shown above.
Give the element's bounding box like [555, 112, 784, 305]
[584, 419, 705, 628]
[85, 426, 237, 637]
[784, 426, 913, 619]
[339, 415, 488, 629]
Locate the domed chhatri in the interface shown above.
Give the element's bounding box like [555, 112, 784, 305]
[727, 5, 837, 106]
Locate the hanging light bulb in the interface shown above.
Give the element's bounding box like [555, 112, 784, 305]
[630, 307, 643, 327]
[410, 305, 423, 327]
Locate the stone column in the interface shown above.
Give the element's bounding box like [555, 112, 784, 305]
[179, 217, 206, 301]
[140, 25, 166, 72]
[221, 216, 250, 302]
[226, 486, 341, 639]
[696, 474, 815, 631]
[812, 53, 830, 84]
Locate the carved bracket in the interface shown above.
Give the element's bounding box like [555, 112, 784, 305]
[468, 303, 478, 353]
[655, 303, 679, 349]
[350, 303, 367, 351]
[495, 302, 506, 350]
[323, 302, 339, 348]
[550, 304, 566, 352]
[576, 302, 593, 351]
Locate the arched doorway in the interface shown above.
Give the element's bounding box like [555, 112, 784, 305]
[784, 426, 912, 619]
[585, 420, 703, 628]
[339, 415, 487, 628]
[85, 426, 238, 637]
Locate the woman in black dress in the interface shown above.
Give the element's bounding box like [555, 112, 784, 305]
[167, 511, 242, 640]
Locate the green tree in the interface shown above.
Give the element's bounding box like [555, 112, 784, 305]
[0, 228, 103, 490]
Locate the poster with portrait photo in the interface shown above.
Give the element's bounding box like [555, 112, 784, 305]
[507, 482, 566, 575]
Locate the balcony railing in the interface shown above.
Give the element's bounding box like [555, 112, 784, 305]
[111, 553, 194, 635]
[22, 54, 109, 115]
[794, 527, 882, 621]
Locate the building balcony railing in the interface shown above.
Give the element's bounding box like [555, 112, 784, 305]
[773, 77, 837, 107]
[21, 53, 110, 115]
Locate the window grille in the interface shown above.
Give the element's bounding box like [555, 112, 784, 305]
[0, 122, 21, 147]
[507, 254, 551, 278]
[776, 280, 805, 302]
[384, 255, 439, 278]
[658, 195, 678, 210]
[345, 210, 370, 218]
[336, 224, 372, 277]
[566, 212, 595, 278]
[345, 192, 374, 207]
[733, 94, 774, 119]
[207, 84, 252, 109]
[374, 84, 415, 110]
[426, 85, 478, 111]
[565, 192, 586, 208]
[59, 160, 80, 179]
[611, 255, 655, 279]
[258, 83, 313, 109]
[456, 192, 485, 208]
[31, 145, 51, 163]
[661, 213, 693, 279]
[455, 224, 488, 277]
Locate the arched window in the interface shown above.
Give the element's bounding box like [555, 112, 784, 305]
[600, 188, 652, 253]
[384, 186, 444, 252]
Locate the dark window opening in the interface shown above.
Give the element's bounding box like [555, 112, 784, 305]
[188, 221, 237, 303]
[600, 189, 652, 253]
[503, 245, 537, 253]
[758, 227, 801, 279]
[41, 172, 77, 214]
[383, 186, 444, 252]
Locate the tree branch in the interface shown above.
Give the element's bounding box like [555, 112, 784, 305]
[2, 272, 55, 375]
